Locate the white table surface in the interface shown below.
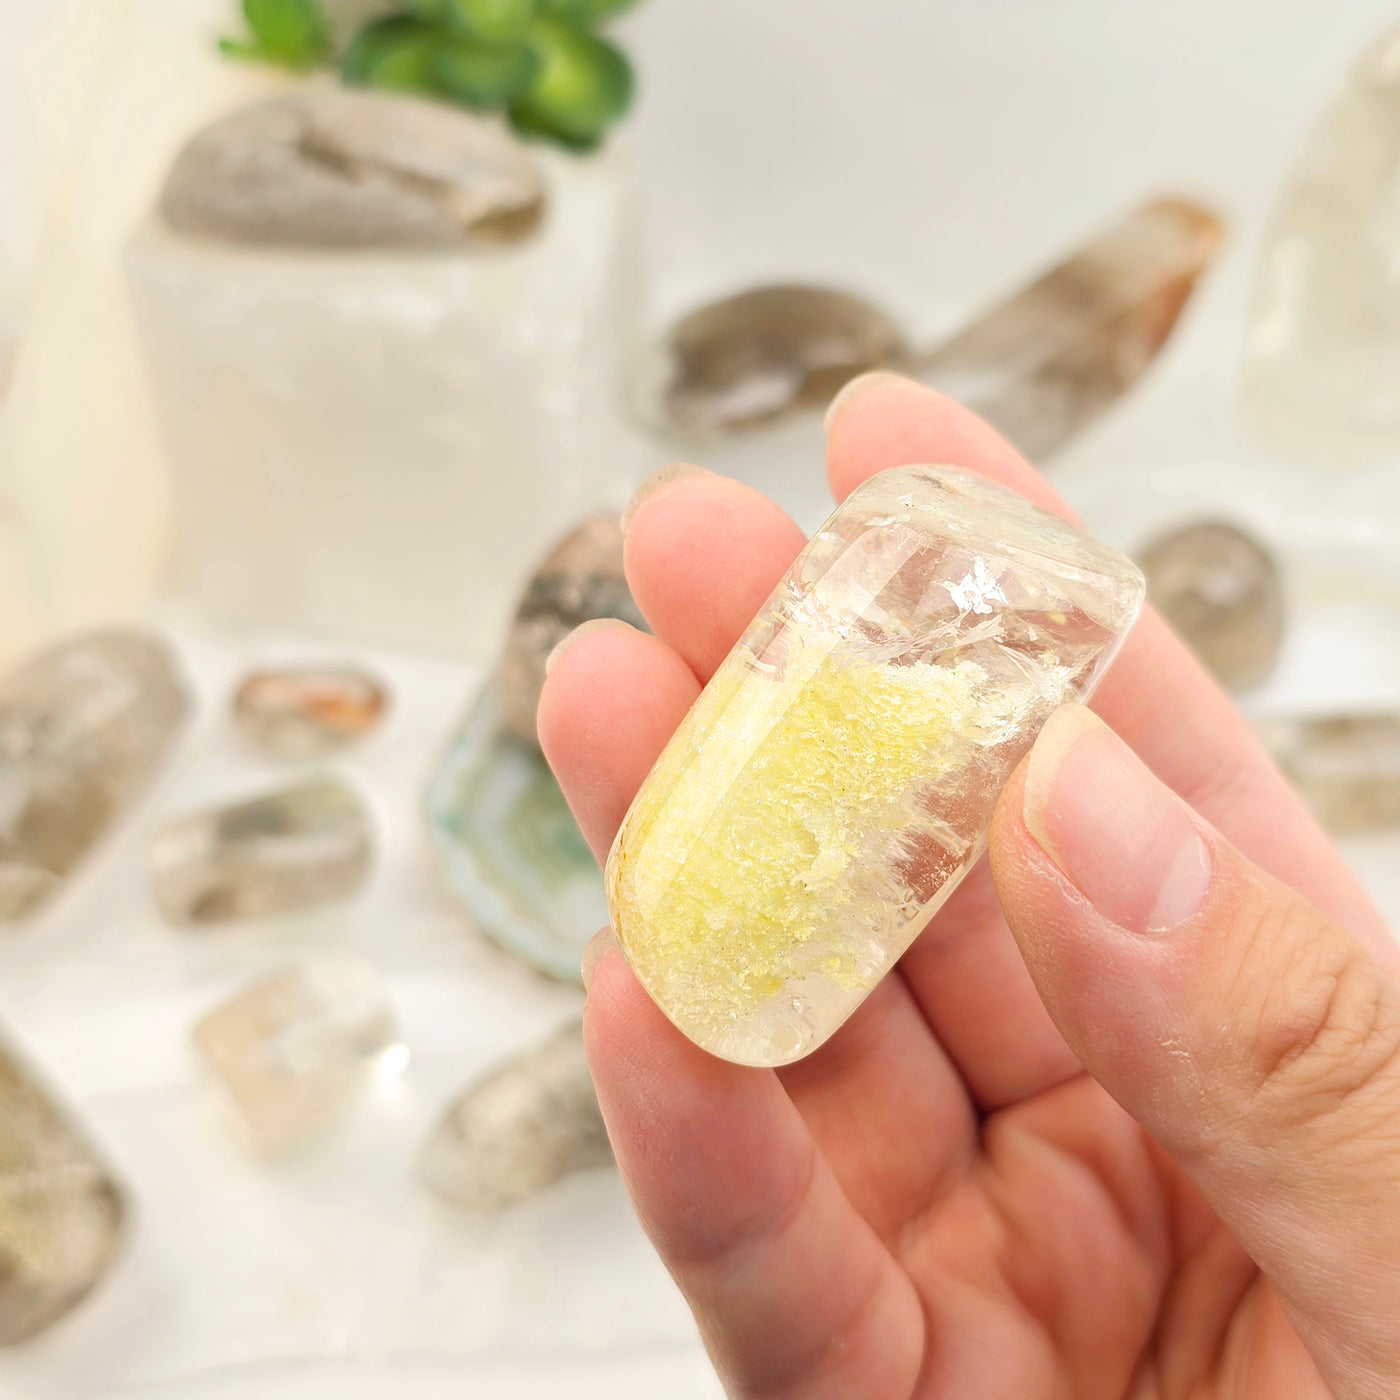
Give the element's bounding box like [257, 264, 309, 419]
[2, 1, 1400, 1396]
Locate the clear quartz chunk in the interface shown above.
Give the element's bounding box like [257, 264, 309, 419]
[234, 665, 388, 759]
[0, 629, 189, 921]
[0, 1032, 126, 1342]
[419, 1020, 609, 1209]
[158, 89, 545, 250]
[1138, 520, 1283, 693]
[1258, 713, 1400, 835]
[1239, 25, 1400, 467]
[607, 466, 1145, 1066]
[150, 777, 373, 926]
[193, 956, 401, 1153]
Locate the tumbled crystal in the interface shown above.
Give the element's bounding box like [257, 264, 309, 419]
[151, 777, 373, 926]
[917, 197, 1225, 461]
[1137, 521, 1284, 693]
[638, 284, 908, 436]
[1258, 713, 1400, 835]
[159, 89, 544, 250]
[496, 515, 647, 746]
[607, 466, 1145, 1066]
[0, 630, 189, 921]
[0, 1033, 125, 1342]
[1239, 25, 1400, 467]
[419, 1020, 609, 1209]
[233, 665, 388, 759]
[194, 956, 401, 1152]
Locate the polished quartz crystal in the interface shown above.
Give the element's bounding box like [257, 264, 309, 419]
[159, 90, 545, 249]
[419, 1020, 610, 1209]
[194, 956, 401, 1152]
[0, 630, 189, 920]
[0, 1032, 126, 1342]
[234, 665, 388, 759]
[1258, 713, 1400, 835]
[1138, 520, 1283, 693]
[151, 777, 373, 926]
[1239, 24, 1400, 467]
[607, 466, 1145, 1065]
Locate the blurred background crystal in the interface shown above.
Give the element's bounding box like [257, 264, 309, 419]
[1259, 713, 1400, 835]
[233, 664, 388, 759]
[0, 629, 189, 920]
[1138, 520, 1284, 693]
[151, 776, 373, 925]
[0, 1031, 126, 1343]
[193, 955, 402, 1152]
[419, 1019, 609, 1210]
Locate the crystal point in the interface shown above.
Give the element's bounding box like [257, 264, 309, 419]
[917, 197, 1224, 461]
[151, 777, 373, 926]
[607, 466, 1144, 1066]
[159, 90, 544, 250]
[1259, 713, 1400, 835]
[1138, 521, 1283, 693]
[234, 665, 388, 759]
[0, 1035, 126, 1342]
[194, 957, 400, 1152]
[420, 1021, 609, 1209]
[0, 630, 189, 921]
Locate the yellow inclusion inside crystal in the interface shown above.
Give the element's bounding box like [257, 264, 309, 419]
[608, 627, 984, 1022]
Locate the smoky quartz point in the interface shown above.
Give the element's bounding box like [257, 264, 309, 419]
[0, 1033, 126, 1343]
[151, 777, 373, 926]
[419, 1020, 610, 1209]
[0, 629, 189, 921]
[1138, 520, 1284, 693]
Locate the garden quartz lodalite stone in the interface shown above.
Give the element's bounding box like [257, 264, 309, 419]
[607, 466, 1145, 1067]
[234, 664, 388, 759]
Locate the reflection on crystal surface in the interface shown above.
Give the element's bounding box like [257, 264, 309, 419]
[234, 665, 388, 759]
[159, 90, 545, 250]
[151, 777, 373, 926]
[1239, 25, 1400, 467]
[0, 1032, 125, 1342]
[194, 957, 401, 1153]
[1259, 713, 1400, 835]
[420, 1020, 609, 1209]
[638, 284, 908, 436]
[917, 197, 1224, 462]
[1138, 520, 1283, 693]
[0, 629, 189, 921]
[608, 466, 1144, 1066]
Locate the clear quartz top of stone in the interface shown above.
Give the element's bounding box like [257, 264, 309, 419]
[607, 466, 1145, 1067]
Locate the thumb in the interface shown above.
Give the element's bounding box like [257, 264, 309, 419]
[989, 704, 1400, 1399]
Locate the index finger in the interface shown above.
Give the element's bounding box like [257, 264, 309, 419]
[826, 373, 1392, 959]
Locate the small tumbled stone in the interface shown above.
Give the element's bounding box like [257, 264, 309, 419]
[159, 89, 545, 249]
[234, 665, 388, 759]
[194, 956, 401, 1152]
[608, 466, 1144, 1066]
[419, 1020, 609, 1209]
[495, 515, 646, 746]
[1258, 713, 1400, 835]
[1137, 520, 1284, 693]
[151, 777, 373, 926]
[0, 629, 189, 921]
[0, 1033, 126, 1343]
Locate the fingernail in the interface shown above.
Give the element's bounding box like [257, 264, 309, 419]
[544, 618, 634, 677]
[1023, 705, 1212, 935]
[620, 463, 709, 535]
[823, 370, 911, 433]
[581, 927, 617, 992]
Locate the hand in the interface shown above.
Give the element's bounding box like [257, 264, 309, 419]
[539, 375, 1400, 1400]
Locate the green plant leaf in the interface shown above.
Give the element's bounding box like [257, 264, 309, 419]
[217, 36, 271, 62]
[431, 36, 539, 108]
[240, 0, 329, 66]
[441, 0, 536, 43]
[538, 0, 639, 26]
[509, 17, 631, 149]
[341, 15, 441, 92]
